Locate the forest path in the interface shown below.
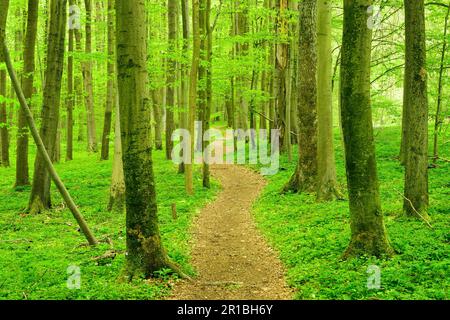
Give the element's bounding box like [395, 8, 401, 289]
[169, 165, 293, 300]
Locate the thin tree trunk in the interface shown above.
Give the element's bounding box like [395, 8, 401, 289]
[166, 0, 177, 160]
[152, 89, 164, 150]
[107, 79, 125, 212]
[316, 0, 340, 201]
[186, 0, 201, 195]
[83, 0, 97, 153]
[433, 2, 450, 163]
[178, 0, 190, 174]
[340, 0, 393, 258]
[16, 0, 38, 185]
[66, 0, 74, 161]
[202, 0, 212, 188]
[0, 0, 10, 168]
[101, 0, 115, 160]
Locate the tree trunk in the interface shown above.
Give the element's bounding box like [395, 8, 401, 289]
[29, 0, 68, 214]
[83, 0, 97, 153]
[16, 0, 38, 185]
[101, 0, 115, 160]
[283, 0, 317, 194]
[116, 0, 175, 278]
[178, 0, 190, 174]
[275, 0, 288, 152]
[433, 2, 450, 163]
[186, 0, 201, 195]
[202, 0, 212, 188]
[166, 0, 177, 160]
[152, 89, 164, 150]
[316, 0, 340, 201]
[66, 0, 74, 161]
[340, 0, 393, 258]
[0, 0, 10, 168]
[107, 79, 125, 212]
[403, 0, 429, 218]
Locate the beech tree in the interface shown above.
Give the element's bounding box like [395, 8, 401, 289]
[29, 0, 68, 214]
[0, 0, 9, 168]
[100, 0, 116, 160]
[116, 0, 180, 277]
[403, 0, 429, 219]
[283, 0, 317, 194]
[316, 0, 340, 201]
[340, 0, 393, 258]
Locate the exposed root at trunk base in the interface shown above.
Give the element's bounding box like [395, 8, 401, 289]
[28, 197, 48, 215]
[342, 234, 395, 260]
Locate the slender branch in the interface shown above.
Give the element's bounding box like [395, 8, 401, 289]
[1, 40, 98, 246]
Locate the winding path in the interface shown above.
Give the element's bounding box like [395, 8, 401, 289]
[170, 165, 293, 300]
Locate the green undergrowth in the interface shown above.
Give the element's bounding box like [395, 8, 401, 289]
[251, 126, 449, 300]
[0, 143, 218, 300]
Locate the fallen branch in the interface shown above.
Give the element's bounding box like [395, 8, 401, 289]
[1, 40, 98, 246]
[394, 189, 433, 229]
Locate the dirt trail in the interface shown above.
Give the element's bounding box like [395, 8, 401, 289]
[169, 165, 293, 300]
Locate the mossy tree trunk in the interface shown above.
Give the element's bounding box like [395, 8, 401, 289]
[403, 0, 429, 218]
[340, 0, 393, 258]
[16, 0, 38, 185]
[283, 0, 317, 194]
[166, 0, 177, 160]
[116, 0, 172, 277]
[316, 0, 340, 201]
[28, 0, 67, 214]
[0, 0, 10, 168]
[66, 0, 74, 161]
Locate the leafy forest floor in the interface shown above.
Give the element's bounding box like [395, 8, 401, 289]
[0, 143, 219, 299]
[0, 125, 448, 300]
[251, 126, 449, 300]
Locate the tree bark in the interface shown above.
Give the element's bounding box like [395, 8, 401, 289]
[283, 0, 317, 194]
[16, 0, 38, 185]
[28, 0, 68, 214]
[433, 2, 450, 163]
[340, 0, 393, 258]
[101, 0, 115, 160]
[107, 78, 125, 212]
[166, 0, 177, 160]
[178, 0, 190, 174]
[83, 0, 98, 153]
[202, 0, 212, 188]
[66, 0, 75, 161]
[0, 0, 10, 168]
[403, 0, 429, 218]
[185, 0, 201, 195]
[316, 0, 340, 201]
[116, 0, 176, 277]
